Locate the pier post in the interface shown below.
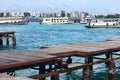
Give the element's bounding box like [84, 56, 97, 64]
[39, 65, 46, 80]
[0, 38, 3, 45]
[6, 34, 9, 45]
[48, 64, 52, 72]
[0, 34, 3, 45]
[67, 56, 72, 74]
[105, 54, 110, 67]
[67, 56, 72, 64]
[88, 57, 93, 71]
[51, 62, 59, 80]
[83, 57, 90, 80]
[12, 36, 16, 47]
[108, 54, 115, 80]
[6, 38, 9, 45]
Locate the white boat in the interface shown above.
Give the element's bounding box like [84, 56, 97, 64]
[41, 17, 73, 24]
[85, 19, 120, 28]
[0, 17, 28, 25]
[80, 19, 87, 24]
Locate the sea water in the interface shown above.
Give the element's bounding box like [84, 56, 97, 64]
[0, 22, 120, 80]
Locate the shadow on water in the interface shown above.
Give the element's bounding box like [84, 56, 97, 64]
[0, 45, 16, 50]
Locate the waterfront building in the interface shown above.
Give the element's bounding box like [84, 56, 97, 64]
[4, 13, 11, 17]
[61, 10, 66, 17]
[53, 13, 57, 17]
[42, 13, 49, 18]
[24, 12, 31, 17]
[46, 13, 54, 17]
[11, 12, 18, 17]
[31, 12, 40, 17]
[66, 12, 71, 17]
[74, 11, 80, 18]
[0, 12, 4, 17]
[69, 11, 79, 18]
[79, 12, 88, 19]
[56, 13, 61, 17]
[39, 13, 42, 17]
[85, 14, 95, 19]
[17, 12, 24, 17]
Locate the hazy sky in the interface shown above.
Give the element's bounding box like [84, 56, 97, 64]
[0, 0, 119, 14]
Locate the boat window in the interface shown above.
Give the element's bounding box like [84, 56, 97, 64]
[119, 22, 120, 24]
[106, 23, 109, 26]
[52, 19, 53, 22]
[45, 19, 50, 21]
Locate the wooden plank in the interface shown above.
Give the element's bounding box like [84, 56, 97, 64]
[0, 58, 19, 65]
[0, 51, 56, 60]
[0, 50, 57, 71]
[29, 71, 59, 79]
[0, 74, 34, 80]
[22, 51, 55, 58]
[68, 62, 85, 68]
[0, 30, 15, 34]
[38, 41, 120, 57]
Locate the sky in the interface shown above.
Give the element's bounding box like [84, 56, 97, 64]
[0, 0, 120, 14]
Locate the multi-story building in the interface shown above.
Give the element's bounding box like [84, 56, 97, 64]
[17, 12, 24, 17]
[0, 12, 4, 17]
[69, 11, 79, 18]
[74, 11, 80, 18]
[66, 12, 71, 17]
[56, 13, 61, 17]
[52, 13, 57, 17]
[5, 13, 11, 17]
[61, 10, 66, 17]
[24, 12, 31, 17]
[31, 12, 40, 17]
[79, 12, 88, 19]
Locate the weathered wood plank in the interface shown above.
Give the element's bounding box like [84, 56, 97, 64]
[0, 74, 34, 80]
[29, 71, 59, 79]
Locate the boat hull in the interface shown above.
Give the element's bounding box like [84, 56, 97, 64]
[86, 25, 120, 28]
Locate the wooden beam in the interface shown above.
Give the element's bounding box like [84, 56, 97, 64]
[93, 57, 106, 60]
[29, 71, 58, 79]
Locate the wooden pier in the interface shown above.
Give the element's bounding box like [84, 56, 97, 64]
[0, 74, 34, 80]
[0, 39, 120, 80]
[0, 30, 16, 46]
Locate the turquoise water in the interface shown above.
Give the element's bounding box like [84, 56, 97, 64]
[0, 22, 120, 79]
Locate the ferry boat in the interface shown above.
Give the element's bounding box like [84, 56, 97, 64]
[41, 17, 73, 24]
[0, 17, 28, 25]
[85, 19, 120, 28]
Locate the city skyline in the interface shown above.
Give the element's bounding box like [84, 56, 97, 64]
[0, 0, 119, 14]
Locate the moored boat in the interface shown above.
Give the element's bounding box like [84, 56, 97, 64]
[0, 17, 28, 25]
[41, 17, 73, 24]
[85, 18, 120, 28]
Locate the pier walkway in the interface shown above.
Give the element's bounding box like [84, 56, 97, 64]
[0, 39, 120, 80]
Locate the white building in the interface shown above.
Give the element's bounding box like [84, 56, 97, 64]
[11, 12, 18, 17]
[31, 12, 40, 17]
